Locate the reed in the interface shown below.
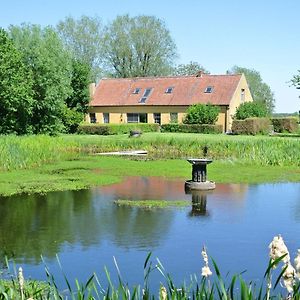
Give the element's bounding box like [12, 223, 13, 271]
[0, 135, 79, 171]
[1, 133, 300, 172]
[65, 133, 300, 166]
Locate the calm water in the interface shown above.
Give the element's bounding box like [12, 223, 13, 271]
[0, 177, 300, 288]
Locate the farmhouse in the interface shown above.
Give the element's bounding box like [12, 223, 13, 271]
[88, 72, 253, 131]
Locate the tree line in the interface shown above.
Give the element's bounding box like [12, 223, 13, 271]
[1, 14, 292, 135]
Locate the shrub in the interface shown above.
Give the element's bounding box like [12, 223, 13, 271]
[183, 103, 220, 125]
[235, 102, 268, 120]
[271, 117, 299, 133]
[62, 107, 84, 133]
[232, 117, 271, 135]
[161, 123, 222, 134]
[77, 123, 160, 135]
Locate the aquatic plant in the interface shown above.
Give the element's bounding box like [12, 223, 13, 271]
[1, 235, 300, 299]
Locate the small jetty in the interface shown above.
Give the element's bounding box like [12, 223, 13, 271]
[95, 150, 148, 156]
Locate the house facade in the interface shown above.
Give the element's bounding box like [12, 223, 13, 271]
[88, 73, 253, 132]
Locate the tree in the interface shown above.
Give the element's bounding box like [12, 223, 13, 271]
[234, 102, 268, 120]
[9, 24, 73, 135]
[0, 28, 34, 134]
[56, 15, 104, 82]
[102, 15, 177, 78]
[63, 59, 91, 133]
[173, 61, 209, 76]
[183, 103, 220, 125]
[66, 59, 91, 114]
[228, 66, 275, 113]
[291, 70, 300, 93]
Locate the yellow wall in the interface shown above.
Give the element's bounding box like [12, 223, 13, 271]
[88, 105, 229, 131]
[228, 74, 253, 129]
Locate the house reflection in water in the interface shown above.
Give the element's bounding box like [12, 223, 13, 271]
[99, 176, 249, 217]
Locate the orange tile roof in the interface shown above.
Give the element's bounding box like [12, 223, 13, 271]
[91, 74, 242, 107]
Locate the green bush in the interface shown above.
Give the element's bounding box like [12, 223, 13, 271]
[183, 103, 220, 125]
[232, 117, 271, 135]
[271, 117, 299, 133]
[62, 107, 84, 134]
[234, 102, 268, 120]
[77, 123, 160, 135]
[161, 123, 222, 134]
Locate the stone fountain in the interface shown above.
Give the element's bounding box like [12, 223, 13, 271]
[185, 158, 216, 191]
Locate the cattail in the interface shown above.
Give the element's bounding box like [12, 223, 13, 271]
[294, 249, 300, 279]
[282, 263, 296, 293]
[269, 235, 290, 265]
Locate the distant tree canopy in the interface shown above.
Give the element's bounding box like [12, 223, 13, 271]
[102, 15, 177, 78]
[173, 61, 209, 76]
[0, 28, 34, 135]
[183, 103, 220, 125]
[56, 15, 103, 82]
[291, 70, 300, 95]
[227, 66, 275, 114]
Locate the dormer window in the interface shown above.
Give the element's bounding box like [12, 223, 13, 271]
[165, 87, 174, 94]
[139, 88, 152, 103]
[133, 88, 141, 94]
[204, 86, 214, 93]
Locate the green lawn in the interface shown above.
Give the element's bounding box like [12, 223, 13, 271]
[1, 155, 300, 197]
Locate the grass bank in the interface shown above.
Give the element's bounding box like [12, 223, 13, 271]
[1, 156, 300, 197]
[1, 133, 300, 196]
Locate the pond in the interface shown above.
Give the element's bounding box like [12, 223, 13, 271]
[0, 177, 300, 289]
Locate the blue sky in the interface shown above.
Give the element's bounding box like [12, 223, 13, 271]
[1, 0, 300, 112]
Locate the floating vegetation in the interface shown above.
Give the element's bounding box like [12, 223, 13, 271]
[114, 199, 189, 208]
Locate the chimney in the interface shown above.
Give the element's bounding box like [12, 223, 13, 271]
[89, 83, 96, 98]
[196, 71, 204, 78]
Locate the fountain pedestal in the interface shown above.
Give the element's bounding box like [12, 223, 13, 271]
[185, 158, 215, 191]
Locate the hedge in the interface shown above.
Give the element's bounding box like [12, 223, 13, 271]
[271, 117, 299, 133]
[161, 123, 222, 134]
[77, 123, 160, 135]
[231, 118, 271, 135]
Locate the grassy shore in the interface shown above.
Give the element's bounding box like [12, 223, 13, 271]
[1, 133, 300, 196]
[1, 155, 300, 197]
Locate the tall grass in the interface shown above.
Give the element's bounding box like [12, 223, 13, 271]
[65, 133, 300, 166]
[1, 133, 300, 171]
[0, 135, 79, 171]
[1, 252, 299, 300]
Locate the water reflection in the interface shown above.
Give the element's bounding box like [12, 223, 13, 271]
[189, 191, 209, 217]
[3, 176, 293, 288]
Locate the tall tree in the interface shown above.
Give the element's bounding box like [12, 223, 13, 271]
[62, 59, 91, 133]
[291, 70, 300, 95]
[56, 15, 104, 82]
[102, 15, 177, 78]
[0, 28, 34, 134]
[228, 66, 275, 113]
[9, 24, 72, 135]
[173, 61, 209, 76]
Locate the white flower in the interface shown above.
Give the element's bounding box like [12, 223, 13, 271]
[269, 235, 290, 265]
[294, 249, 300, 279]
[282, 263, 296, 293]
[18, 267, 24, 291]
[201, 247, 209, 265]
[159, 286, 167, 300]
[201, 265, 212, 278]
